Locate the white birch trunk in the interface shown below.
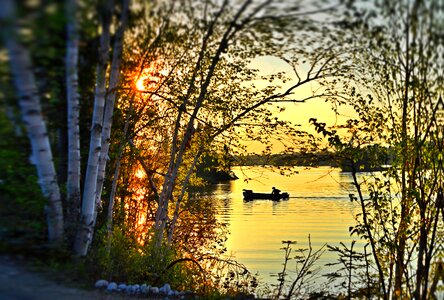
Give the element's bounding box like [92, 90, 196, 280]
[96, 0, 130, 215]
[66, 0, 81, 233]
[1, 0, 64, 243]
[74, 0, 113, 256]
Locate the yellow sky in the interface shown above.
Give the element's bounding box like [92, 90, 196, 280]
[245, 56, 357, 153]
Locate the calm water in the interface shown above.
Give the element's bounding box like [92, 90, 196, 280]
[211, 166, 364, 284]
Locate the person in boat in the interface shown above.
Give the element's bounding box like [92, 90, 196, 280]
[272, 187, 281, 196]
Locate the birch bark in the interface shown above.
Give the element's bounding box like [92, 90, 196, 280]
[74, 0, 114, 256]
[0, 0, 64, 243]
[96, 0, 130, 215]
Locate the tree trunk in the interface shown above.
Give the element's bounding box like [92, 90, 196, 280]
[96, 0, 130, 216]
[65, 0, 81, 239]
[1, 0, 64, 243]
[351, 165, 388, 299]
[395, 24, 411, 298]
[106, 99, 133, 243]
[167, 145, 204, 245]
[153, 0, 241, 246]
[74, 0, 113, 256]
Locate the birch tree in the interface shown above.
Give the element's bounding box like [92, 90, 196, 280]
[96, 0, 130, 222]
[0, 0, 64, 243]
[73, 0, 113, 256]
[1, 0, 132, 256]
[74, 0, 130, 256]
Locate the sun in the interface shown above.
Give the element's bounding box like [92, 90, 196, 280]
[136, 76, 148, 90]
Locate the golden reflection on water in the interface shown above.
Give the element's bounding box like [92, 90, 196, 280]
[212, 166, 363, 284]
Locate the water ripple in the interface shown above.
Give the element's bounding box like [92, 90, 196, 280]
[211, 167, 363, 285]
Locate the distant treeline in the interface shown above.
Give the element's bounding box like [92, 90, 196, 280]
[233, 146, 395, 172]
[233, 152, 338, 167]
[196, 146, 395, 183]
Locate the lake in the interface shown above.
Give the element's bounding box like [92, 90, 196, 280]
[210, 166, 364, 286]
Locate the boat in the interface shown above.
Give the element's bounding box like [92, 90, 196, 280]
[243, 189, 289, 201]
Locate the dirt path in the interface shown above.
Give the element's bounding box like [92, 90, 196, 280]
[0, 256, 144, 300]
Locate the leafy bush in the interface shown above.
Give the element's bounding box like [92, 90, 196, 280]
[0, 108, 47, 251]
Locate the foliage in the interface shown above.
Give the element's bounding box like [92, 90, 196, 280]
[196, 151, 238, 184]
[308, 0, 443, 298]
[91, 209, 257, 297]
[91, 225, 175, 284]
[6, 0, 434, 297]
[325, 241, 377, 299]
[0, 104, 47, 250]
[265, 237, 325, 299]
[120, 0, 355, 250]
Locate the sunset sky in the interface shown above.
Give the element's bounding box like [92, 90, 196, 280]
[246, 55, 357, 153]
